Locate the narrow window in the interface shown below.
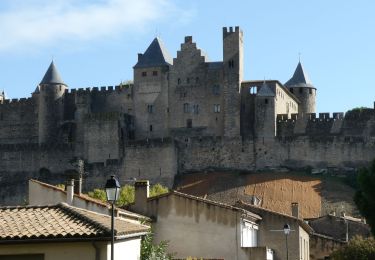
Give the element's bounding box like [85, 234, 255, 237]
[193, 104, 199, 114]
[196, 77, 199, 83]
[309, 88, 312, 94]
[265, 99, 268, 104]
[0, 112, 3, 120]
[178, 78, 181, 85]
[142, 71, 147, 77]
[187, 119, 192, 128]
[149, 125, 153, 132]
[290, 88, 294, 93]
[147, 104, 154, 113]
[183, 103, 190, 113]
[228, 60, 235, 68]
[250, 87, 257, 94]
[299, 88, 303, 94]
[214, 104, 221, 113]
[213, 85, 220, 95]
[152, 71, 158, 76]
[187, 78, 190, 84]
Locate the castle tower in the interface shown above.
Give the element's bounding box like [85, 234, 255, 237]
[285, 61, 316, 115]
[223, 26, 243, 137]
[37, 61, 68, 145]
[133, 37, 172, 139]
[255, 81, 276, 139]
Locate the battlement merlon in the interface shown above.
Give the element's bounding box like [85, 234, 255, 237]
[277, 112, 345, 122]
[0, 97, 34, 106]
[223, 26, 243, 38]
[63, 84, 133, 95]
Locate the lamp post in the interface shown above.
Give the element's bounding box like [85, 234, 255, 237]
[283, 224, 291, 260]
[105, 175, 121, 260]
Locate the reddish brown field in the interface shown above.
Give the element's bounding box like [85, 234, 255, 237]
[176, 171, 329, 218]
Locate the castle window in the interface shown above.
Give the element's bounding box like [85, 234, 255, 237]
[214, 104, 221, 113]
[142, 71, 147, 77]
[265, 99, 268, 104]
[299, 88, 303, 94]
[309, 88, 312, 94]
[250, 87, 257, 94]
[183, 103, 190, 113]
[213, 85, 220, 95]
[178, 78, 181, 85]
[147, 104, 154, 113]
[290, 88, 294, 93]
[187, 119, 192, 128]
[152, 71, 158, 76]
[228, 60, 235, 68]
[149, 125, 153, 132]
[193, 104, 199, 114]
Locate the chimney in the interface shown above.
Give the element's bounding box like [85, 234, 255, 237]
[66, 179, 74, 205]
[74, 176, 82, 195]
[134, 180, 149, 215]
[291, 202, 299, 218]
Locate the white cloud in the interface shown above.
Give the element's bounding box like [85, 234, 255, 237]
[0, 0, 190, 52]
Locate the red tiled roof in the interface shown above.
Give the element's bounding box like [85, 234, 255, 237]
[0, 203, 149, 243]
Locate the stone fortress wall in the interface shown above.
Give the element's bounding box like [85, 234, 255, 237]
[0, 26, 374, 204]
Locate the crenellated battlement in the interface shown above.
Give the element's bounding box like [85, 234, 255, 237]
[0, 97, 34, 106]
[63, 84, 133, 95]
[223, 26, 241, 37]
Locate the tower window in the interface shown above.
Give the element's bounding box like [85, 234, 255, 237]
[309, 88, 312, 94]
[147, 104, 154, 113]
[142, 71, 147, 77]
[183, 103, 190, 113]
[265, 99, 268, 104]
[149, 125, 153, 132]
[299, 88, 303, 94]
[152, 71, 158, 76]
[228, 60, 235, 68]
[250, 87, 257, 94]
[214, 104, 221, 113]
[193, 104, 199, 114]
[178, 78, 181, 85]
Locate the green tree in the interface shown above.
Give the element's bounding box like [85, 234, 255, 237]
[141, 232, 172, 260]
[87, 183, 169, 206]
[330, 236, 375, 260]
[354, 159, 375, 236]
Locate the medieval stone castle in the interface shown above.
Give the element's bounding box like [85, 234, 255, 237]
[1, 26, 374, 204]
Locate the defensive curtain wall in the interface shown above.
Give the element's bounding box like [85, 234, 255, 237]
[1, 108, 375, 205]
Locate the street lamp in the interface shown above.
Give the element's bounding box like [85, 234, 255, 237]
[283, 224, 291, 260]
[105, 175, 121, 260]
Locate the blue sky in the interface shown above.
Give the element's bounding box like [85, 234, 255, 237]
[0, 0, 374, 113]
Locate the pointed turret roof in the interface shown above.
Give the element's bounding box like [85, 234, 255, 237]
[134, 37, 173, 68]
[40, 61, 66, 86]
[285, 61, 314, 88]
[257, 81, 275, 97]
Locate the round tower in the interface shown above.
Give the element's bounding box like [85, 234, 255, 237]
[37, 61, 67, 145]
[285, 61, 316, 115]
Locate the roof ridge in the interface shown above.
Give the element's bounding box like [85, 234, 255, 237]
[134, 37, 172, 68]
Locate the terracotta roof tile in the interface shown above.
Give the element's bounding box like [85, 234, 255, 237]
[0, 203, 149, 242]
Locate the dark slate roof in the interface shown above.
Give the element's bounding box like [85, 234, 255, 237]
[285, 61, 314, 88]
[0, 203, 149, 242]
[134, 37, 173, 68]
[40, 61, 66, 86]
[257, 81, 275, 97]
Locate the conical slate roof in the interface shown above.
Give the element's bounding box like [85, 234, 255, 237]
[40, 61, 66, 85]
[134, 37, 173, 68]
[257, 81, 275, 97]
[285, 61, 314, 88]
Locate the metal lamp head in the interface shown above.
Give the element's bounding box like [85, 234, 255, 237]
[105, 175, 121, 203]
[283, 224, 291, 235]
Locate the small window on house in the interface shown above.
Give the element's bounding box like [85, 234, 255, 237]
[142, 71, 147, 77]
[299, 88, 303, 94]
[149, 125, 153, 132]
[241, 220, 258, 247]
[309, 88, 312, 94]
[183, 103, 190, 113]
[187, 119, 192, 128]
[214, 104, 221, 113]
[265, 99, 268, 104]
[152, 71, 158, 76]
[213, 85, 220, 95]
[147, 104, 154, 113]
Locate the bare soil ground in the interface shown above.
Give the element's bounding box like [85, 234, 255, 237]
[174, 171, 357, 219]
